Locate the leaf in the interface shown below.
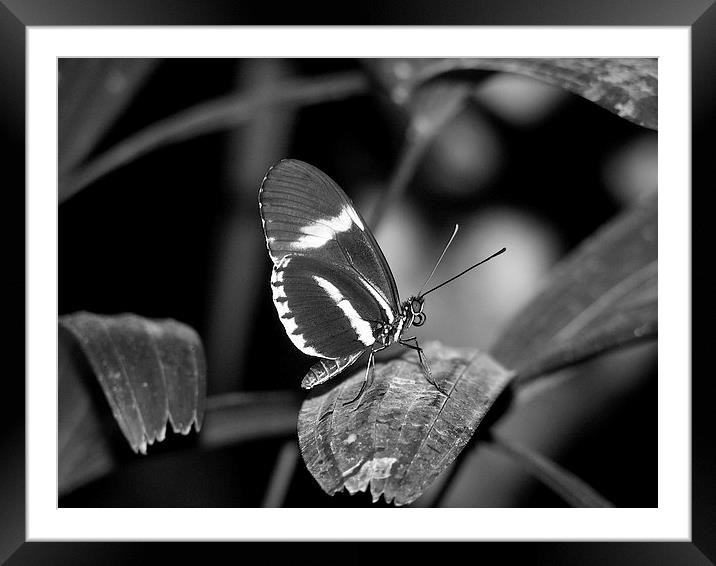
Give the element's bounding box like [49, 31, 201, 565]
[367, 58, 657, 129]
[297, 342, 514, 506]
[59, 312, 206, 455]
[491, 195, 657, 385]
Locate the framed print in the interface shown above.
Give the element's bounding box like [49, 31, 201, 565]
[3, 0, 711, 563]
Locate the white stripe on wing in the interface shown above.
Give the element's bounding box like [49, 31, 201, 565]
[291, 208, 360, 250]
[313, 275, 375, 347]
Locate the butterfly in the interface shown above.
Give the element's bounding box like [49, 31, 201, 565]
[259, 159, 505, 403]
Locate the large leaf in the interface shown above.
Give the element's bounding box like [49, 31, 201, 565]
[491, 195, 657, 384]
[367, 58, 657, 129]
[59, 312, 206, 455]
[297, 342, 514, 506]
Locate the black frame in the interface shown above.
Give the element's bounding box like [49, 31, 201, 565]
[3, 0, 710, 563]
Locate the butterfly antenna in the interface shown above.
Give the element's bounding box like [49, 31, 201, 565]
[417, 224, 460, 297]
[420, 247, 507, 298]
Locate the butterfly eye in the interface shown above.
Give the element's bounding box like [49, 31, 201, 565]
[411, 298, 424, 315]
[413, 312, 426, 327]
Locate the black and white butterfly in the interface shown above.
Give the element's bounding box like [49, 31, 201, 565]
[259, 159, 504, 402]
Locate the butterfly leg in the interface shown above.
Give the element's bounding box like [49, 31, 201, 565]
[399, 336, 449, 395]
[342, 350, 376, 407]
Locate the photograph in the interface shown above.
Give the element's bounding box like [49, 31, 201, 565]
[1, 2, 707, 560]
[57, 56, 658, 509]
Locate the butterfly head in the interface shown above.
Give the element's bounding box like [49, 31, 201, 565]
[405, 296, 427, 327]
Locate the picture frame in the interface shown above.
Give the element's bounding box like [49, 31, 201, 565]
[3, 0, 709, 562]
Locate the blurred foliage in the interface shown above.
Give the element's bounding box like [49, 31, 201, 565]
[492, 194, 656, 383]
[367, 58, 657, 129]
[58, 58, 657, 508]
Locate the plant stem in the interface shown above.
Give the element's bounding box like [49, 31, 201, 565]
[367, 83, 471, 233]
[261, 439, 300, 508]
[366, 131, 431, 232]
[59, 59, 158, 176]
[59, 71, 370, 203]
[199, 391, 301, 450]
[490, 434, 614, 508]
[205, 59, 296, 393]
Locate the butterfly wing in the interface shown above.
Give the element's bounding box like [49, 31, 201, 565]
[259, 159, 401, 316]
[271, 254, 388, 360]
